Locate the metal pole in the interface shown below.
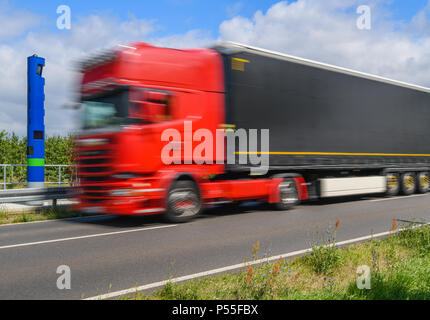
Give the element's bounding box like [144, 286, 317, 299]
[58, 166, 61, 186]
[3, 166, 5, 190]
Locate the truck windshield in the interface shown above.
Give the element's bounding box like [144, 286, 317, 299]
[81, 89, 130, 129]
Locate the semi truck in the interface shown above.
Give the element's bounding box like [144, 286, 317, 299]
[75, 42, 430, 222]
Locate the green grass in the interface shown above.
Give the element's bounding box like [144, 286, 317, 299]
[302, 224, 341, 275]
[2, 182, 74, 190]
[0, 206, 89, 225]
[127, 223, 430, 300]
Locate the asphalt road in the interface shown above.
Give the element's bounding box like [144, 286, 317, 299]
[1, 193, 430, 300]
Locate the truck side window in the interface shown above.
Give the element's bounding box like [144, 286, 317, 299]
[144, 90, 173, 122]
[129, 88, 173, 123]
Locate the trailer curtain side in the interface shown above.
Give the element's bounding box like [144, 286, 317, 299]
[214, 45, 430, 170]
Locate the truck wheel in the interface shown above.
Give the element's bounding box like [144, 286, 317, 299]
[400, 173, 416, 195]
[417, 172, 430, 193]
[275, 178, 299, 210]
[165, 180, 201, 223]
[386, 173, 400, 196]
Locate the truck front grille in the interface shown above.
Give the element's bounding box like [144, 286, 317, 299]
[76, 137, 114, 204]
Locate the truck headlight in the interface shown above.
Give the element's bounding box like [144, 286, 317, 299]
[109, 189, 133, 197]
[112, 172, 139, 179]
[76, 138, 109, 146]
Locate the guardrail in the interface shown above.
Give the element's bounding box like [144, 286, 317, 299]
[0, 164, 78, 190]
[0, 187, 79, 206]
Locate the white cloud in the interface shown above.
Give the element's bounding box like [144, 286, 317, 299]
[0, 1, 42, 41]
[219, 0, 430, 87]
[3, 0, 430, 137]
[0, 11, 212, 136]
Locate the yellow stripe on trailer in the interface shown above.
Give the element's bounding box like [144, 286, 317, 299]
[235, 151, 430, 157]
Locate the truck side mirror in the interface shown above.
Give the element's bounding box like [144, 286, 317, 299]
[129, 87, 145, 121]
[129, 101, 145, 120]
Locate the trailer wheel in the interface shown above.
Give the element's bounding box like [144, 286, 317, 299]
[386, 173, 400, 196]
[275, 178, 299, 210]
[165, 180, 201, 223]
[417, 172, 430, 193]
[400, 173, 416, 195]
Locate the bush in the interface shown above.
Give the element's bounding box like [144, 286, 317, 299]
[306, 244, 341, 275]
[0, 130, 76, 186]
[304, 225, 342, 274]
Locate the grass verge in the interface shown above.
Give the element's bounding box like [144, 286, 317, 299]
[0, 206, 88, 225]
[127, 222, 430, 300]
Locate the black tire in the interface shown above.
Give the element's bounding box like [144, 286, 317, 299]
[274, 178, 300, 210]
[400, 172, 416, 195]
[416, 172, 430, 194]
[164, 180, 201, 223]
[386, 173, 400, 196]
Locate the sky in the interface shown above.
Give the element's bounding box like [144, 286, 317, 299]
[1, 0, 430, 136]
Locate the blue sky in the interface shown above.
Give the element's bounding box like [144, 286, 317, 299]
[385, 0, 428, 20]
[9, 0, 430, 38]
[3, 0, 430, 135]
[10, 0, 280, 37]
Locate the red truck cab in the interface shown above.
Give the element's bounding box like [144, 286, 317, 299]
[75, 43, 302, 222]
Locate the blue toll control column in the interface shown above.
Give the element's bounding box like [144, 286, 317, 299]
[27, 55, 45, 189]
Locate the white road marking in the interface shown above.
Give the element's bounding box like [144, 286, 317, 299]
[85, 223, 429, 300]
[0, 224, 177, 250]
[367, 194, 429, 202]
